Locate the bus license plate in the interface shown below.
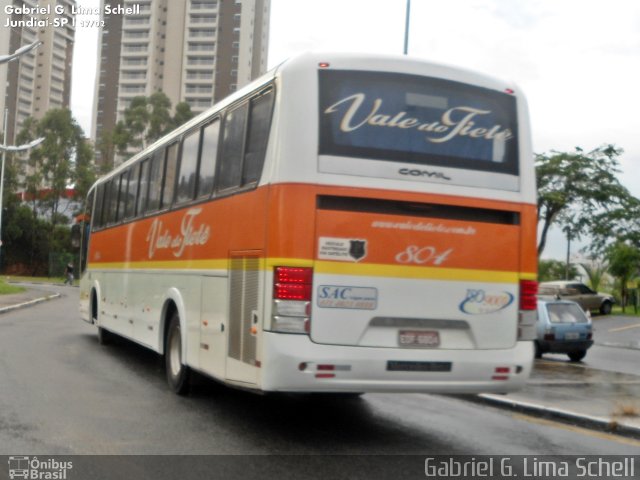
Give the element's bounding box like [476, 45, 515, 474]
[399, 330, 440, 347]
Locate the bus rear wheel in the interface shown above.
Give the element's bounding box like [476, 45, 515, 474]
[97, 327, 111, 345]
[165, 312, 190, 395]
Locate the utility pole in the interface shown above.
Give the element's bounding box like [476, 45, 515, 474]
[563, 226, 572, 280]
[404, 0, 411, 55]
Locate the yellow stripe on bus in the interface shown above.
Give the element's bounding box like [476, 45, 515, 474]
[88, 259, 229, 270]
[314, 261, 529, 283]
[89, 258, 535, 283]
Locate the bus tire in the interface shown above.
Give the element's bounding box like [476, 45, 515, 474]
[97, 327, 111, 345]
[165, 312, 190, 395]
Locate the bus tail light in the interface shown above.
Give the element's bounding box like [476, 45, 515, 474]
[519, 280, 538, 310]
[518, 279, 538, 341]
[272, 267, 312, 334]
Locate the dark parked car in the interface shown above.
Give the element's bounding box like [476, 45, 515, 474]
[535, 299, 593, 362]
[538, 281, 615, 315]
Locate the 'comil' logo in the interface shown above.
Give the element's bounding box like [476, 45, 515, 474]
[8, 456, 73, 479]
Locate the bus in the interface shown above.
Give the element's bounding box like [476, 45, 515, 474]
[79, 52, 538, 396]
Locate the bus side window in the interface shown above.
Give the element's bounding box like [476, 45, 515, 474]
[116, 171, 128, 222]
[137, 158, 150, 215]
[125, 163, 140, 219]
[218, 103, 248, 192]
[106, 177, 120, 225]
[198, 118, 220, 198]
[243, 89, 274, 185]
[94, 183, 105, 230]
[176, 130, 201, 205]
[147, 150, 165, 212]
[162, 142, 179, 209]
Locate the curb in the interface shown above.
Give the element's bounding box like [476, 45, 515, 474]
[474, 393, 640, 439]
[0, 292, 62, 315]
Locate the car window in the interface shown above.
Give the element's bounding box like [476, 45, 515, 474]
[538, 286, 558, 295]
[546, 303, 588, 324]
[560, 287, 579, 296]
[578, 284, 593, 294]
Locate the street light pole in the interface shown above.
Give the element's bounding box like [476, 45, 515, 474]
[0, 109, 7, 255]
[0, 40, 42, 64]
[403, 0, 411, 55]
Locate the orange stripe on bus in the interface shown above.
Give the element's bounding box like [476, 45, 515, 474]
[88, 183, 537, 280]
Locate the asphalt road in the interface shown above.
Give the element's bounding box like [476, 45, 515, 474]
[0, 287, 638, 479]
[540, 314, 640, 376]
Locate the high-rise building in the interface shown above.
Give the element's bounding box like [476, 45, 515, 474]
[92, 0, 270, 167]
[0, 0, 76, 143]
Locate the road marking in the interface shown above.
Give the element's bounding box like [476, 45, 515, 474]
[608, 323, 640, 333]
[512, 413, 640, 447]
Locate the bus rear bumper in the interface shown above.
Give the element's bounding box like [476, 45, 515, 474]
[261, 332, 533, 394]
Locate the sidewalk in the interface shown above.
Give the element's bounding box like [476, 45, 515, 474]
[476, 360, 640, 438]
[1, 286, 639, 438]
[0, 285, 61, 314]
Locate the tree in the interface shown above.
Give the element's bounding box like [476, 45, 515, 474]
[2, 204, 51, 275]
[173, 101, 195, 128]
[73, 136, 97, 212]
[147, 91, 173, 142]
[95, 130, 117, 173]
[606, 241, 640, 312]
[113, 92, 195, 160]
[536, 145, 637, 257]
[579, 260, 608, 292]
[15, 109, 96, 223]
[538, 259, 578, 282]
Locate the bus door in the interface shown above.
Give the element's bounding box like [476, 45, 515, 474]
[224, 253, 261, 385]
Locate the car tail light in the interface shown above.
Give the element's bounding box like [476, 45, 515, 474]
[520, 280, 538, 311]
[272, 267, 312, 334]
[544, 327, 555, 341]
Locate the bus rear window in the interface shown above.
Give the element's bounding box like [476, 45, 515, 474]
[319, 70, 519, 177]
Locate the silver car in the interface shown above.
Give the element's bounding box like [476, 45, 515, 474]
[538, 281, 615, 315]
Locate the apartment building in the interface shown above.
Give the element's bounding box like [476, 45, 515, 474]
[92, 0, 270, 167]
[0, 0, 76, 143]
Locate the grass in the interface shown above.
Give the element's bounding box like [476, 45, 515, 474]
[5, 275, 64, 284]
[0, 279, 26, 295]
[610, 305, 640, 317]
[2, 275, 78, 287]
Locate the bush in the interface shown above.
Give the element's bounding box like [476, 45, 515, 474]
[0, 204, 74, 276]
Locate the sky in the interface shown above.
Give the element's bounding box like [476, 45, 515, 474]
[70, 0, 640, 260]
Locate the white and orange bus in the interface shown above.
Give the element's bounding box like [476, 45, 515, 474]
[79, 53, 538, 396]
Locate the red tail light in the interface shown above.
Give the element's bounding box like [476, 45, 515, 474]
[520, 279, 538, 311]
[274, 267, 313, 301]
